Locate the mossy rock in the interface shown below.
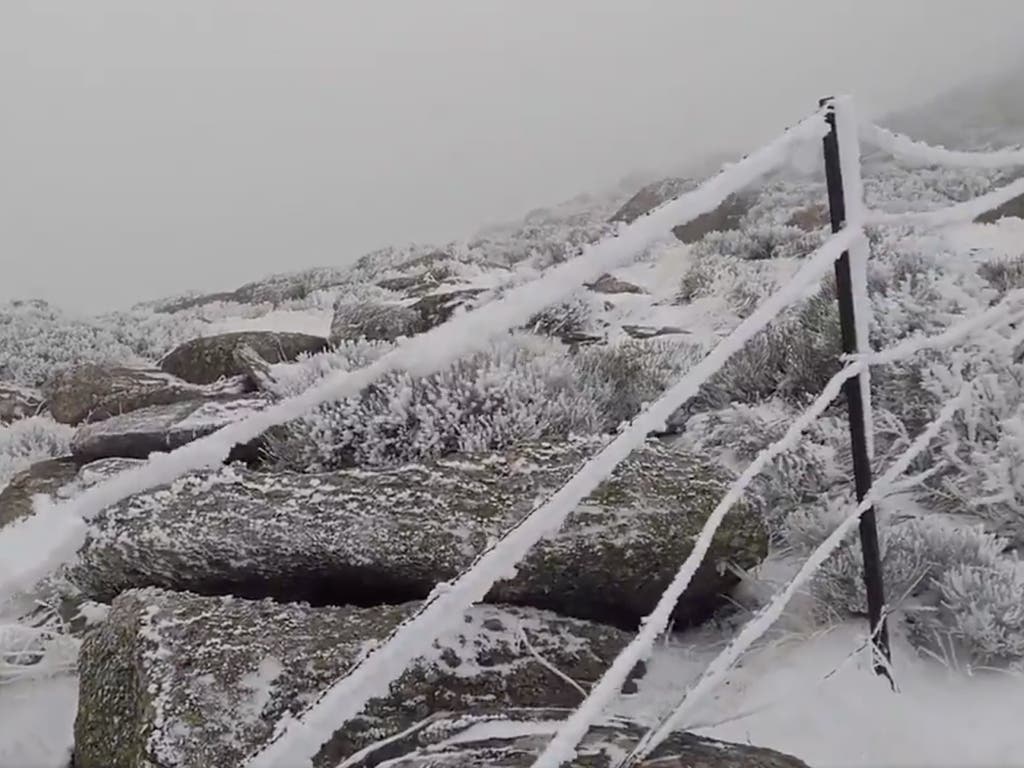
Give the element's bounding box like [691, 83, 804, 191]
[70, 440, 766, 629]
[74, 588, 640, 768]
[159, 331, 329, 386]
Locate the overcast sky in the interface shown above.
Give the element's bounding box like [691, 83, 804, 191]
[2, 1, 1023, 312]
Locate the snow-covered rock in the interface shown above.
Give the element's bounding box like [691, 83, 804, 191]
[329, 288, 486, 345]
[610, 177, 757, 244]
[74, 588, 640, 768]
[69, 394, 270, 463]
[0, 456, 78, 528]
[69, 441, 766, 628]
[158, 331, 329, 385]
[339, 708, 809, 768]
[43, 363, 219, 426]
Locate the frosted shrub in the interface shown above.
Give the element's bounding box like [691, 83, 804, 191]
[804, 511, 1024, 663]
[917, 348, 1024, 541]
[0, 417, 74, 490]
[527, 292, 599, 340]
[691, 282, 841, 409]
[924, 562, 1024, 664]
[979, 256, 1024, 298]
[267, 333, 605, 470]
[573, 339, 699, 431]
[0, 300, 203, 387]
[695, 225, 824, 263]
[267, 334, 695, 471]
[676, 253, 791, 318]
[682, 400, 842, 535]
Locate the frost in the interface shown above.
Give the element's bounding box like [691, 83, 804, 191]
[0, 417, 74, 492]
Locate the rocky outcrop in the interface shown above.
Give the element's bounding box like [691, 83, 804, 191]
[0, 456, 78, 528]
[610, 178, 755, 244]
[330, 288, 485, 344]
[343, 709, 810, 768]
[42, 363, 217, 426]
[976, 190, 1024, 224]
[0, 383, 44, 423]
[150, 268, 350, 313]
[0, 456, 142, 530]
[611, 178, 700, 224]
[70, 441, 766, 628]
[69, 395, 269, 464]
[74, 588, 641, 768]
[586, 274, 646, 295]
[158, 331, 329, 386]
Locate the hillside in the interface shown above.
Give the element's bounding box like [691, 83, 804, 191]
[3, 76, 1024, 767]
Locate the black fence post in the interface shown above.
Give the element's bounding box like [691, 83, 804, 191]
[819, 96, 892, 679]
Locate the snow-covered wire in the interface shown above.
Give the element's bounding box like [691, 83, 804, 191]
[243, 225, 857, 768]
[866, 176, 1024, 228]
[0, 110, 830, 607]
[529, 296, 1023, 768]
[625, 383, 971, 763]
[861, 122, 1024, 169]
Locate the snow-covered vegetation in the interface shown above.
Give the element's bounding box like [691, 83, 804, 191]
[5, 84, 1024, 768]
[0, 417, 73, 492]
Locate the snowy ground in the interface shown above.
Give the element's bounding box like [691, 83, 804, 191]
[2, 616, 1022, 768]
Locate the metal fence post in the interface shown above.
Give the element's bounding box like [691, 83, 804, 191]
[819, 96, 892, 679]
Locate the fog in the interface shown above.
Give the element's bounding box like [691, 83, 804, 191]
[2, 1, 1023, 312]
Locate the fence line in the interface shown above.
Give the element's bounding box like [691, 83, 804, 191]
[5, 94, 1023, 767]
[866, 175, 1024, 228]
[244, 224, 860, 768]
[625, 379, 976, 765]
[533, 289, 1024, 768]
[0, 110, 829, 607]
[861, 121, 1024, 169]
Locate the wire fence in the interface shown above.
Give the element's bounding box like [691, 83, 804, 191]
[1, 94, 1023, 768]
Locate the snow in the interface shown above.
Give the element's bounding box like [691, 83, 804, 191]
[530, 292, 1020, 768]
[207, 308, 333, 337]
[629, 386, 971, 761]
[618, 620, 1024, 768]
[862, 121, 1024, 169]
[246, 224, 857, 768]
[867, 176, 1024, 228]
[0, 676, 77, 768]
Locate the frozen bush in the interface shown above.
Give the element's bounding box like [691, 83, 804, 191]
[690, 281, 842, 409]
[265, 334, 696, 471]
[979, 255, 1024, 299]
[0, 417, 74, 490]
[265, 333, 604, 470]
[681, 399, 843, 536]
[573, 339, 700, 431]
[527, 292, 600, 340]
[0, 300, 204, 387]
[802, 509, 1024, 663]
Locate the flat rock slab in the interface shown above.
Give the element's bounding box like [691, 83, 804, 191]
[159, 331, 330, 385]
[343, 708, 810, 768]
[0, 456, 79, 528]
[42, 363, 230, 426]
[0, 456, 142, 529]
[74, 588, 639, 768]
[70, 441, 766, 628]
[69, 395, 269, 463]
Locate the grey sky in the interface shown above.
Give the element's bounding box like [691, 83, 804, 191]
[2, 1, 1022, 313]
